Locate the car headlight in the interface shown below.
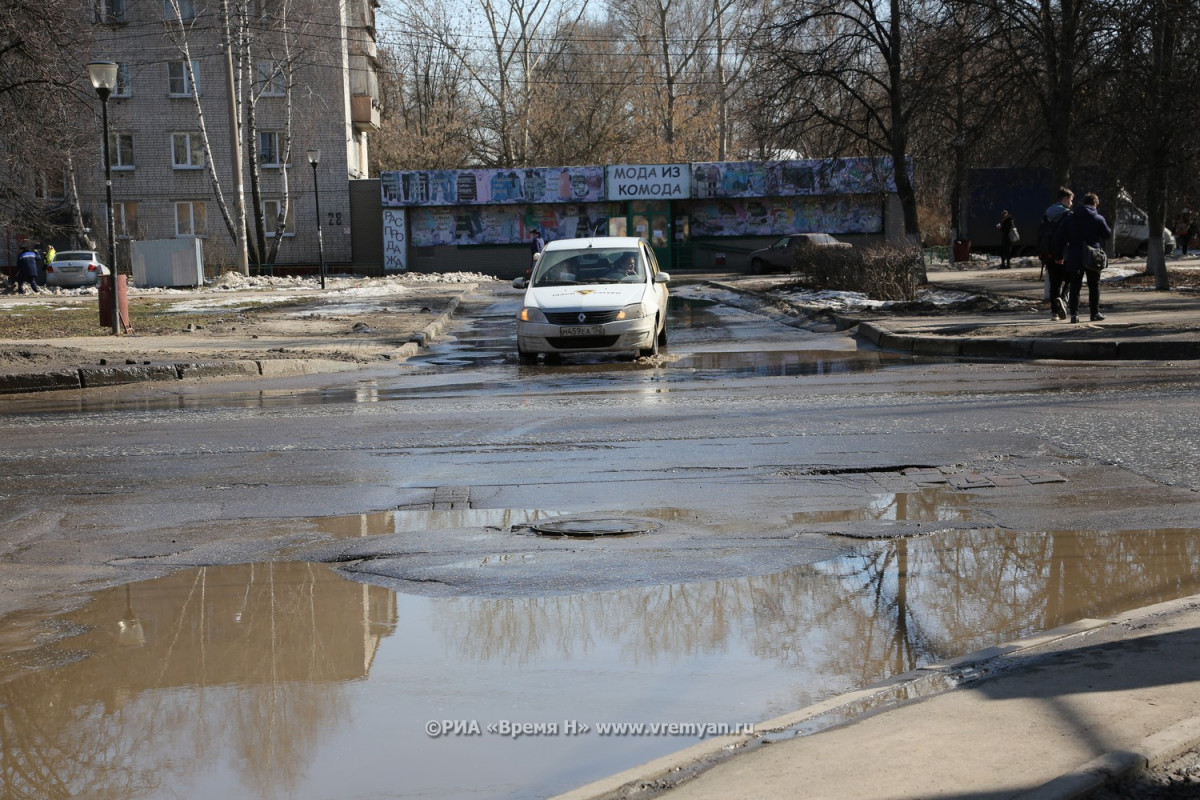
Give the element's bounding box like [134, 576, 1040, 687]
[616, 303, 645, 321]
[519, 307, 548, 323]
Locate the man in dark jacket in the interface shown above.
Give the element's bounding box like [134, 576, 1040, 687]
[1039, 187, 1073, 320]
[1054, 192, 1112, 323]
[16, 246, 42, 294]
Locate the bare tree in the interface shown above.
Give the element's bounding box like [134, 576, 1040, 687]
[386, 0, 591, 166]
[1, 0, 94, 250]
[975, 0, 1108, 191]
[522, 19, 643, 164]
[1104, 0, 1200, 287]
[753, 0, 933, 246]
[609, 0, 740, 161]
[373, 33, 479, 169]
[159, 0, 324, 269]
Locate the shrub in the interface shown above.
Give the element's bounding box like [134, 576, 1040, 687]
[793, 244, 923, 301]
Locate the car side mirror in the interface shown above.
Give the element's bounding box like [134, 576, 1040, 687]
[655, 272, 670, 283]
[512, 277, 527, 289]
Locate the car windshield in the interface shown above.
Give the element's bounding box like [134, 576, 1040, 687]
[531, 248, 643, 286]
[57, 252, 96, 261]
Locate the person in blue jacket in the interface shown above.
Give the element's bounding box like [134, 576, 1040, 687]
[16, 246, 42, 294]
[1054, 192, 1112, 323]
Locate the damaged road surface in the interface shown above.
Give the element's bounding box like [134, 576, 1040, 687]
[2, 282, 1200, 799]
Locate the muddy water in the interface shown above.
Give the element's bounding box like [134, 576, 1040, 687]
[3, 528, 1200, 799]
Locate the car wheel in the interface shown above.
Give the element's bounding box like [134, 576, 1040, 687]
[639, 320, 660, 358]
[750, 258, 766, 275]
[517, 347, 538, 365]
[1136, 243, 1148, 257]
[657, 323, 668, 347]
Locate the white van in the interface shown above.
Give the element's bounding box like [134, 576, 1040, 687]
[1114, 194, 1176, 257]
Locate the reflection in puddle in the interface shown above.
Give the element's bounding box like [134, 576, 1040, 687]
[675, 348, 913, 376]
[790, 489, 974, 523]
[309, 508, 557, 538]
[4, 529, 1200, 799]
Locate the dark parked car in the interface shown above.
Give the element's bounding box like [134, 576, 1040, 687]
[747, 233, 851, 274]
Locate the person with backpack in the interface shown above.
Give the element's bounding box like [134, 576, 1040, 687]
[1054, 192, 1112, 323]
[1038, 187, 1073, 320]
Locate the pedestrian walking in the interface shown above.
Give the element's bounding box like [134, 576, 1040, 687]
[16, 246, 42, 294]
[1037, 188, 1073, 320]
[997, 210, 1016, 269]
[1055, 192, 1112, 323]
[527, 229, 545, 277]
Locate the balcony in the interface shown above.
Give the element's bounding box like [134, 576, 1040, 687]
[351, 94, 381, 132]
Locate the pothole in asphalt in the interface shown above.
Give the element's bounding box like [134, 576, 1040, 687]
[530, 517, 661, 537]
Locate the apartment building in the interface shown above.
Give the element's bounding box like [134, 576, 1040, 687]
[86, 0, 381, 271]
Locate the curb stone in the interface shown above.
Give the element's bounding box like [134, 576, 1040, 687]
[0, 289, 468, 394]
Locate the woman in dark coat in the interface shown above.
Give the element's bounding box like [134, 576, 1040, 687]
[997, 210, 1015, 269]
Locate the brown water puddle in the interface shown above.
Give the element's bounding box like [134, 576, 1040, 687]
[2, 528, 1199, 799]
[309, 507, 558, 538]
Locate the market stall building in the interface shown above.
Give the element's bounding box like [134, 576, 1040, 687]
[361, 158, 908, 277]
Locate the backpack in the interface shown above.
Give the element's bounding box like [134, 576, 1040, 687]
[1037, 209, 1071, 261]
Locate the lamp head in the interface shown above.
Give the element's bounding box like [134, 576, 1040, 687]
[307, 148, 320, 167]
[88, 61, 119, 99]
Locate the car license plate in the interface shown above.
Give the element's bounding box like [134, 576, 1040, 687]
[559, 325, 605, 336]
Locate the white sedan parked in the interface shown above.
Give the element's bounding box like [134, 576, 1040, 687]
[45, 250, 110, 288]
[513, 237, 670, 363]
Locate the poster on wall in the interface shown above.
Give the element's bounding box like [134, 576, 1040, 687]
[382, 209, 407, 272]
[380, 167, 606, 207]
[687, 196, 883, 237]
[691, 157, 902, 199]
[407, 203, 623, 246]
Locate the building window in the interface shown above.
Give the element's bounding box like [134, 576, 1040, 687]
[95, 0, 125, 23]
[164, 0, 196, 20]
[112, 63, 132, 97]
[175, 201, 207, 236]
[109, 133, 134, 168]
[264, 200, 295, 236]
[114, 202, 139, 238]
[258, 131, 288, 167]
[255, 60, 286, 96]
[168, 60, 199, 96]
[172, 133, 204, 168]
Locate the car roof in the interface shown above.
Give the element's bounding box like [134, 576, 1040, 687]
[543, 236, 643, 252]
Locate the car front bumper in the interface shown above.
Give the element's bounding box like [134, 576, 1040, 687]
[517, 317, 657, 354]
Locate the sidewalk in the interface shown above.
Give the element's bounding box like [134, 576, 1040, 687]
[855, 265, 1200, 360]
[558, 595, 1200, 800]
[0, 279, 474, 394]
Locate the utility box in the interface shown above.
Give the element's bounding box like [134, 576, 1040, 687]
[131, 238, 204, 287]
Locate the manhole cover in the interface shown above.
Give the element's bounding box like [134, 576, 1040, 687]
[531, 518, 659, 537]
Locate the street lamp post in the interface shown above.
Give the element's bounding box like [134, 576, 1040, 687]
[307, 148, 326, 289]
[88, 61, 121, 335]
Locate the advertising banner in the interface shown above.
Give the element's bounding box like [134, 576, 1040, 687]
[687, 196, 883, 237]
[382, 209, 407, 271]
[381, 167, 605, 207]
[408, 203, 622, 247]
[691, 157, 901, 199]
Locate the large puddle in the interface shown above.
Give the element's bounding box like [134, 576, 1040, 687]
[3, 527, 1200, 799]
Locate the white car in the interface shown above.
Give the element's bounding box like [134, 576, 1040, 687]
[513, 237, 670, 363]
[45, 250, 110, 288]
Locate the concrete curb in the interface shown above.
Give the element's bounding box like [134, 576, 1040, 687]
[0, 290, 468, 395]
[551, 619, 1120, 800]
[856, 320, 1200, 360]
